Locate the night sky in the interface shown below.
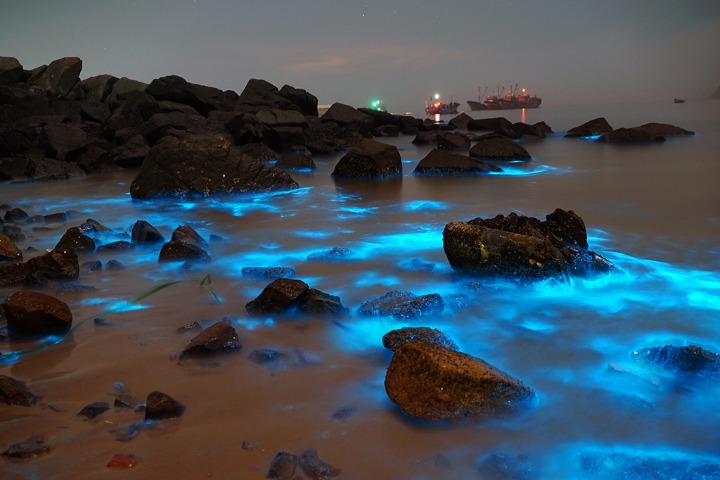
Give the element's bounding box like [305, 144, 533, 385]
[2, 0, 719, 114]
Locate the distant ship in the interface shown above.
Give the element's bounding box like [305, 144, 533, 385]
[467, 85, 542, 111]
[674, 98, 686, 104]
[425, 93, 460, 115]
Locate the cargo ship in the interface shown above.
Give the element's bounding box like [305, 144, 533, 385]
[467, 85, 541, 111]
[425, 93, 460, 115]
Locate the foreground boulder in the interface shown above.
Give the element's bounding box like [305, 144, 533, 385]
[414, 148, 501, 175]
[331, 138, 402, 179]
[385, 341, 534, 422]
[443, 209, 616, 280]
[130, 134, 299, 199]
[2, 290, 73, 336]
[245, 278, 347, 317]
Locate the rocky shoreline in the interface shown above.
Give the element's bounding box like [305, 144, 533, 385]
[1, 56, 714, 477]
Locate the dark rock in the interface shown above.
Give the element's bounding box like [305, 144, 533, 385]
[131, 220, 165, 245]
[256, 108, 307, 128]
[225, 113, 275, 146]
[43, 212, 67, 224]
[331, 138, 402, 178]
[467, 117, 514, 133]
[4, 207, 29, 222]
[321, 102, 373, 133]
[181, 320, 241, 357]
[105, 90, 158, 137]
[371, 124, 399, 137]
[411, 130, 438, 145]
[245, 278, 309, 315]
[82, 260, 103, 272]
[176, 321, 202, 334]
[469, 134, 532, 161]
[0, 233, 23, 262]
[634, 122, 694, 136]
[0, 56, 26, 85]
[236, 78, 296, 113]
[382, 327, 459, 352]
[129, 134, 299, 199]
[357, 291, 444, 319]
[0, 248, 79, 287]
[275, 152, 315, 170]
[384, 341, 535, 422]
[96, 240, 133, 252]
[2, 290, 73, 336]
[414, 148, 501, 175]
[298, 448, 341, 479]
[240, 266, 295, 280]
[31, 56, 82, 98]
[448, 112, 473, 130]
[107, 134, 150, 168]
[296, 288, 348, 317]
[632, 344, 720, 377]
[279, 84, 318, 116]
[25, 157, 86, 181]
[565, 117, 613, 137]
[38, 122, 87, 160]
[436, 131, 471, 151]
[236, 142, 279, 162]
[79, 74, 118, 103]
[2, 435, 50, 459]
[146, 75, 235, 116]
[105, 77, 148, 107]
[512, 121, 551, 139]
[267, 451, 298, 480]
[0, 375, 39, 406]
[170, 224, 207, 248]
[144, 390, 185, 420]
[158, 241, 210, 263]
[305, 120, 365, 154]
[105, 259, 126, 271]
[55, 226, 96, 256]
[137, 110, 218, 144]
[598, 127, 665, 143]
[77, 218, 109, 235]
[78, 401, 110, 419]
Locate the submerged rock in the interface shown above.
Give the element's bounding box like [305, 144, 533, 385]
[578, 449, 720, 479]
[632, 344, 720, 377]
[144, 390, 184, 420]
[0, 248, 79, 287]
[358, 290, 444, 319]
[78, 401, 110, 419]
[2, 290, 73, 336]
[245, 278, 309, 315]
[2, 435, 50, 459]
[267, 451, 298, 479]
[384, 341, 534, 423]
[0, 375, 39, 406]
[477, 452, 535, 480]
[298, 448, 341, 479]
[469, 133, 532, 161]
[240, 266, 295, 280]
[296, 288, 349, 317]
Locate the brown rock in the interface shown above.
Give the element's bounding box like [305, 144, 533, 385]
[2, 290, 73, 336]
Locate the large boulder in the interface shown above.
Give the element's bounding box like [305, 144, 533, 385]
[31, 57, 82, 98]
[0, 57, 26, 85]
[129, 134, 298, 199]
[236, 78, 295, 112]
[145, 75, 236, 116]
[385, 341, 534, 422]
[331, 138, 401, 179]
[0, 233, 22, 263]
[469, 133, 532, 161]
[38, 123, 87, 160]
[443, 209, 615, 280]
[467, 117, 514, 134]
[279, 84, 318, 116]
[321, 103, 374, 133]
[436, 131, 471, 151]
[598, 127, 665, 143]
[414, 148, 501, 175]
[2, 290, 73, 336]
[565, 117, 613, 137]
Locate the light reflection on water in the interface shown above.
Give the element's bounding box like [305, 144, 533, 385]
[2, 101, 720, 478]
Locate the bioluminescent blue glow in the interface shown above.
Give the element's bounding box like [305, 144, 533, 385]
[581, 134, 603, 140]
[232, 316, 277, 331]
[489, 164, 565, 176]
[403, 200, 450, 212]
[353, 271, 402, 288]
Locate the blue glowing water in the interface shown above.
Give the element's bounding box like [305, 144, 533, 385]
[1, 100, 719, 479]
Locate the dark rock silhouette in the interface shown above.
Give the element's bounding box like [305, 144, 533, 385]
[144, 390, 185, 420]
[565, 117, 613, 137]
[414, 148, 501, 175]
[331, 138, 402, 178]
[469, 133, 532, 161]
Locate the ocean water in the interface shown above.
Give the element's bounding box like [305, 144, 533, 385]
[1, 100, 719, 479]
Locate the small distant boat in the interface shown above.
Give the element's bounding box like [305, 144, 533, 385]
[425, 93, 459, 115]
[674, 98, 686, 104]
[467, 84, 541, 111]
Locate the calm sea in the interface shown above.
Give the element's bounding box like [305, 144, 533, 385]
[1, 100, 719, 479]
